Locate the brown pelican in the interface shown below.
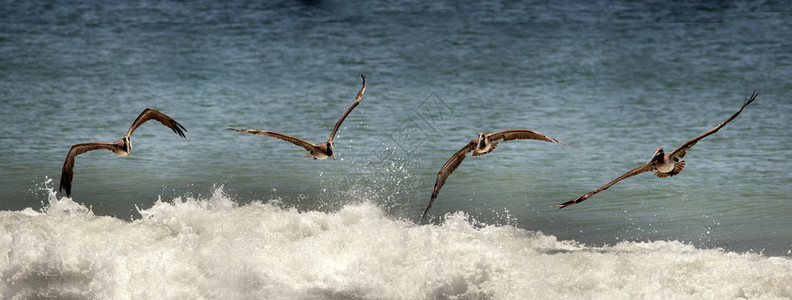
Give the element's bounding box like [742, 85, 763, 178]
[555, 91, 758, 208]
[59, 108, 187, 197]
[227, 74, 366, 160]
[421, 129, 567, 220]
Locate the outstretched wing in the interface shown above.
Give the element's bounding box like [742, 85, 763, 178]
[227, 127, 320, 153]
[554, 163, 657, 208]
[59, 142, 122, 197]
[125, 108, 187, 138]
[328, 74, 366, 142]
[421, 141, 477, 220]
[668, 91, 757, 160]
[486, 129, 566, 145]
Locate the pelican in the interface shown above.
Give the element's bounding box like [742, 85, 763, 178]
[421, 129, 567, 220]
[227, 74, 366, 160]
[59, 108, 187, 197]
[555, 91, 758, 208]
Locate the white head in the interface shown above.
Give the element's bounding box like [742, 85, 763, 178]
[124, 136, 132, 153]
[649, 147, 664, 163]
[476, 132, 487, 150]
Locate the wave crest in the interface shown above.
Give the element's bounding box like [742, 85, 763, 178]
[2, 186, 791, 299]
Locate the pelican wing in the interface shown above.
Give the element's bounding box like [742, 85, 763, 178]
[486, 129, 566, 145]
[421, 141, 477, 220]
[125, 108, 187, 138]
[328, 74, 366, 142]
[227, 128, 320, 153]
[668, 91, 757, 160]
[59, 142, 122, 197]
[554, 163, 657, 208]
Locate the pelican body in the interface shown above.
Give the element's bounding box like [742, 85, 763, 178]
[227, 74, 366, 160]
[555, 91, 758, 208]
[59, 108, 187, 197]
[421, 129, 567, 220]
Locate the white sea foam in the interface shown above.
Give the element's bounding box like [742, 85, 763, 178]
[1, 187, 791, 299]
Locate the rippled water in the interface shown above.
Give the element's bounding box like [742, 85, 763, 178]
[2, 0, 791, 298]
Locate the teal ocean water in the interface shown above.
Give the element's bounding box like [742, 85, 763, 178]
[2, 1, 791, 298]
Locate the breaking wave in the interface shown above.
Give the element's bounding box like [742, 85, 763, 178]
[1, 185, 791, 299]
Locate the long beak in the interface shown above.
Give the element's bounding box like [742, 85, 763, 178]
[333, 154, 337, 160]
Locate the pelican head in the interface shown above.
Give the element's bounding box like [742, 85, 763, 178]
[649, 147, 665, 163]
[476, 132, 487, 150]
[124, 136, 132, 153]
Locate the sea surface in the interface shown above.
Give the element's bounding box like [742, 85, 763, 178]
[2, 0, 791, 298]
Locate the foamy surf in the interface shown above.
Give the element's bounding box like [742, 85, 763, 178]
[1, 187, 790, 299]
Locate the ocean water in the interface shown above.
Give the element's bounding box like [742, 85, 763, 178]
[2, 0, 792, 298]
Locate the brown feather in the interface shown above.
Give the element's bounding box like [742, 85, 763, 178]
[654, 161, 685, 178]
[557, 91, 757, 208]
[329, 74, 366, 142]
[59, 108, 186, 197]
[555, 164, 657, 208]
[423, 129, 566, 219]
[59, 142, 123, 197]
[487, 129, 565, 145]
[226, 127, 320, 154]
[667, 91, 757, 160]
[421, 141, 476, 220]
[125, 108, 187, 138]
[472, 141, 498, 156]
[227, 75, 365, 160]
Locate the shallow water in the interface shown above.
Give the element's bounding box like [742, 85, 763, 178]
[2, 0, 792, 298]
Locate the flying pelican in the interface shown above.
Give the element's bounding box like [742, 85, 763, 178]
[554, 91, 758, 208]
[421, 129, 567, 220]
[59, 108, 187, 197]
[227, 74, 366, 160]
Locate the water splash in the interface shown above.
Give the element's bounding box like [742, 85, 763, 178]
[2, 186, 791, 299]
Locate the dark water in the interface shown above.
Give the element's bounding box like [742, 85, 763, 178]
[2, 1, 792, 298]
